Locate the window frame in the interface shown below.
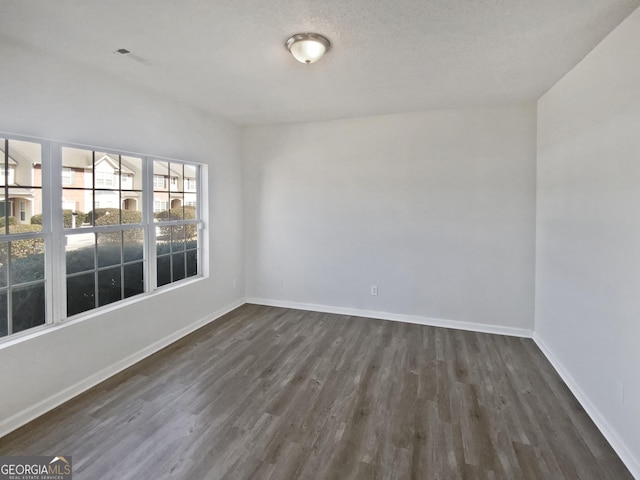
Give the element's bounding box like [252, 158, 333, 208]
[0, 132, 207, 345]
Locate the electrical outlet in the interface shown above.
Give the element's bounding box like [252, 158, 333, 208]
[616, 382, 625, 404]
[370, 285, 378, 296]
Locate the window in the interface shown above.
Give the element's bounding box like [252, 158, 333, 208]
[185, 178, 197, 191]
[62, 167, 74, 185]
[95, 170, 114, 187]
[153, 161, 201, 287]
[0, 137, 46, 338]
[154, 200, 168, 212]
[153, 175, 165, 188]
[63, 147, 145, 317]
[121, 174, 133, 189]
[0, 132, 205, 341]
[0, 165, 15, 185]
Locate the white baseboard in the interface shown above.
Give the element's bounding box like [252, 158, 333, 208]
[534, 333, 640, 480]
[0, 297, 245, 439]
[246, 297, 533, 338]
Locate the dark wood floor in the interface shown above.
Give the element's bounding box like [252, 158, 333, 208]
[0, 304, 632, 479]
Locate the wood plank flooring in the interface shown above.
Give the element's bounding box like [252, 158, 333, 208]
[0, 304, 633, 479]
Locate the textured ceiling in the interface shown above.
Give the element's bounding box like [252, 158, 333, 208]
[1, 0, 639, 125]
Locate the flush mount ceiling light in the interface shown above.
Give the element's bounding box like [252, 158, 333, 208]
[285, 33, 330, 64]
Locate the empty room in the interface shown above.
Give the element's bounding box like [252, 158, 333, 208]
[0, 0, 639, 479]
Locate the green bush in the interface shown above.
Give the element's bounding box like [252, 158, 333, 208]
[154, 206, 196, 222]
[32, 210, 86, 228]
[65, 210, 86, 228]
[85, 208, 119, 225]
[154, 206, 197, 240]
[87, 208, 141, 226]
[4, 225, 45, 259]
[93, 210, 143, 244]
[0, 216, 18, 227]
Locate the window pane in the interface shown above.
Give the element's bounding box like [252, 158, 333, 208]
[66, 233, 95, 274]
[169, 194, 184, 220]
[10, 239, 45, 284]
[186, 224, 198, 244]
[62, 147, 93, 181]
[172, 253, 185, 282]
[153, 194, 170, 216]
[94, 191, 119, 212]
[98, 267, 122, 307]
[1, 140, 43, 233]
[63, 189, 89, 228]
[123, 229, 144, 262]
[97, 232, 122, 268]
[157, 255, 171, 287]
[186, 249, 198, 277]
[67, 272, 95, 317]
[94, 152, 119, 190]
[0, 291, 7, 337]
[184, 164, 197, 190]
[5, 188, 43, 232]
[153, 161, 169, 189]
[121, 196, 142, 224]
[121, 155, 142, 191]
[8, 140, 42, 187]
[124, 262, 144, 298]
[171, 225, 185, 252]
[12, 283, 46, 333]
[0, 242, 7, 288]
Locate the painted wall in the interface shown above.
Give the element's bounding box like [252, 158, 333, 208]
[243, 105, 537, 332]
[536, 7, 640, 476]
[0, 39, 244, 433]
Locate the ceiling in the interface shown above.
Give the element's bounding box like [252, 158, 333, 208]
[1, 0, 638, 126]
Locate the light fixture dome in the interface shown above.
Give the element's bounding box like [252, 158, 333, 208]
[285, 33, 330, 64]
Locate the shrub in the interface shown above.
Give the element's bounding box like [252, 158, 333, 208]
[87, 208, 141, 226]
[3, 252, 45, 283]
[92, 209, 143, 244]
[6, 224, 45, 259]
[85, 208, 119, 225]
[0, 216, 18, 227]
[154, 206, 196, 222]
[65, 210, 86, 228]
[154, 206, 197, 240]
[32, 210, 86, 228]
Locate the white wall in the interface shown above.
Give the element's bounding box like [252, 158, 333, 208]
[536, 7, 640, 477]
[244, 105, 537, 333]
[0, 39, 244, 434]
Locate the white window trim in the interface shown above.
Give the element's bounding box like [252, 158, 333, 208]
[0, 132, 208, 346]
